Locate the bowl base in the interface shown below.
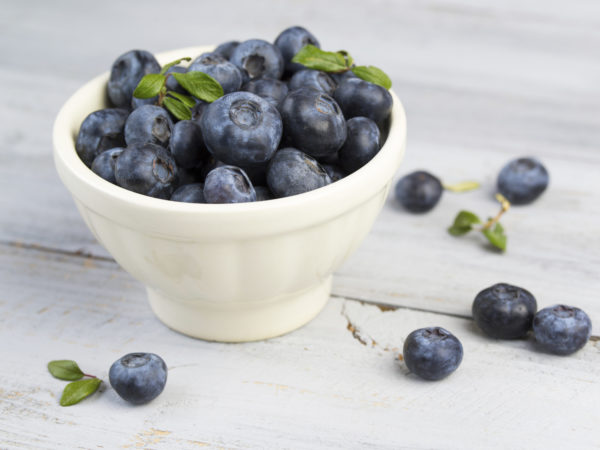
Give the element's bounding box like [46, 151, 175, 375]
[147, 276, 332, 342]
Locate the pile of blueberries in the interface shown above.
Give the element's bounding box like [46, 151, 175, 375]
[76, 26, 393, 203]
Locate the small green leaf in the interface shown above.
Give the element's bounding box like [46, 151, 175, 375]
[167, 91, 196, 108]
[133, 74, 166, 99]
[172, 72, 223, 103]
[481, 222, 507, 251]
[48, 360, 84, 381]
[337, 50, 354, 68]
[448, 210, 481, 236]
[443, 181, 481, 193]
[59, 378, 102, 406]
[351, 65, 392, 89]
[160, 57, 192, 75]
[163, 97, 192, 120]
[291, 45, 348, 72]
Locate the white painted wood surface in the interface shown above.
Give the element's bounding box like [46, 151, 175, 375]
[1, 1, 599, 448]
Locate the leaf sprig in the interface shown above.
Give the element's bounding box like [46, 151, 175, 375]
[48, 360, 102, 406]
[291, 45, 392, 89]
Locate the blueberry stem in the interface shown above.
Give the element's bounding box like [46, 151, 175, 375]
[82, 373, 97, 379]
[480, 193, 511, 230]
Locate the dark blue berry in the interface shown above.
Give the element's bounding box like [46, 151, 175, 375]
[280, 88, 346, 158]
[403, 327, 463, 381]
[242, 78, 289, 110]
[334, 77, 392, 124]
[267, 148, 331, 197]
[131, 96, 156, 110]
[330, 70, 358, 85]
[115, 143, 178, 199]
[107, 50, 160, 108]
[169, 120, 207, 169]
[274, 26, 320, 74]
[200, 91, 282, 167]
[213, 41, 240, 60]
[76, 108, 128, 167]
[289, 70, 336, 95]
[230, 39, 284, 80]
[394, 171, 443, 213]
[91, 147, 124, 184]
[472, 283, 537, 339]
[322, 163, 346, 182]
[497, 157, 549, 205]
[254, 185, 273, 201]
[124, 105, 173, 147]
[191, 100, 209, 123]
[188, 52, 243, 94]
[533, 305, 592, 355]
[203, 166, 256, 203]
[109, 353, 167, 405]
[171, 183, 205, 203]
[338, 117, 381, 174]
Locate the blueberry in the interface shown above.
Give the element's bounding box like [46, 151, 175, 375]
[203, 165, 256, 203]
[280, 88, 346, 158]
[169, 120, 207, 169]
[165, 65, 187, 94]
[76, 108, 128, 167]
[330, 70, 358, 85]
[230, 39, 284, 80]
[191, 100, 209, 123]
[334, 77, 392, 125]
[200, 91, 282, 167]
[267, 148, 331, 197]
[274, 26, 320, 74]
[131, 96, 157, 110]
[394, 171, 443, 213]
[289, 70, 336, 95]
[472, 283, 537, 339]
[213, 40, 240, 60]
[91, 147, 124, 184]
[338, 117, 381, 174]
[124, 105, 173, 147]
[115, 142, 178, 199]
[109, 352, 167, 405]
[497, 157, 549, 205]
[188, 52, 243, 94]
[242, 78, 289, 110]
[403, 327, 463, 381]
[107, 50, 161, 108]
[533, 305, 592, 355]
[322, 163, 346, 182]
[254, 185, 273, 201]
[171, 183, 205, 203]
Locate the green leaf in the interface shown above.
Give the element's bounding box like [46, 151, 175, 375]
[160, 57, 192, 75]
[59, 378, 102, 406]
[481, 222, 507, 251]
[448, 210, 481, 236]
[48, 360, 84, 381]
[351, 65, 392, 89]
[163, 97, 192, 121]
[133, 74, 166, 99]
[291, 44, 348, 72]
[172, 71, 223, 103]
[337, 50, 354, 68]
[167, 91, 196, 108]
[443, 181, 481, 193]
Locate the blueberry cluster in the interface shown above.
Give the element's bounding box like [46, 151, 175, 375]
[76, 26, 393, 204]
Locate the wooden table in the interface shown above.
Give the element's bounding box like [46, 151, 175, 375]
[2, 1, 599, 448]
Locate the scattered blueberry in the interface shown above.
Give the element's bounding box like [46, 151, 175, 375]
[394, 171, 443, 213]
[91, 147, 124, 184]
[124, 105, 173, 148]
[533, 305, 592, 355]
[171, 183, 205, 203]
[76, 108, 129, 167]
[188, 52, 243, 94]
[230, 39, 284, 80]
[334, 77, 392, 124]
[107, 50, 161, 108]
[242, 78, 289, 110]
[203, 165, 257, 203]
[403, 327, 463, 381]
[338, 116, 381, 174]
[267, 148, 331, 197]
[109, 352, 167, 405]
[274, 26, 320, 74]
[472, 283, 537, 339]
[213, 40, 240, 60]
[289, 70, 336, 95]
[169, 120, 207, 169]
[497, 157, 549, 205]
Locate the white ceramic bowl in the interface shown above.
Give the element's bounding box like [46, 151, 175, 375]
[53, 46, 407, 342]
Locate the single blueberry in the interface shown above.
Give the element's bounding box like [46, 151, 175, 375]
[289, 70, 336, 95]
[188, 52, 243, 94]
[334, 77, 392, 124]
[91, 147, 124, 184]
[169, 120, 207, 169]
[76, 108, 129, 167]
[280, 87, 347, 158]
[213, 40, 240, 60]
[533, 305, 592, 355]
[124, 105, 174, 147]
[107, 50, 161, 108]
[171, 183, 205, 203]
[203, 165, 257, 203]
[394, 171, 443, 213]
[338, 116, 381, 174]
[274, 26, 320, 74]
[109, 352, 167, 405]
[242, 78, 289, 110]
[267, 148, 331, 197]
[254, 185, 274, 201]
[115, 142, 178, 199]
[472, 283, 537, 339]
[403, 327, 463, 381]
[321, 163, 346, 182]
[200, 91, 282, 167]
[230, 39, 284, 80]
[497, 157, 549, 205]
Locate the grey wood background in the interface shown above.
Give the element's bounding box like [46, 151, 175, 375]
[1, 0, 599, 448]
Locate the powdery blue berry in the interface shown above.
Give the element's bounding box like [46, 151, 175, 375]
[267, 148, 331, 198]
[107, 50, 160, 108]
[338, 116, 381, 174]
[230, 39, 284, 80]
[497, 157, 549, 205]
[203, 166, 257, 204]
[91, 147, 124, 184]
[334, 77, 392, 125]
[124, 105, 173, 148]
[213, 41, 240, 60]
[169, 120, 207, 169]
[188, 52, 243, 94]
[289, 70, 336, 95]
[242, 78, 289, 110]
[274, 26, 320, 74]
[171, 183, 205, 203]
[403, 327, 463, 381]
[76, 108, 128, 167]
[109, 353, 167, 405]
[394, 171, 443, 213]
[533, 305, 592, 355]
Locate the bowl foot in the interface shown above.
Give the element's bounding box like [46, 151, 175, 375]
[147, 277, 332, 342]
